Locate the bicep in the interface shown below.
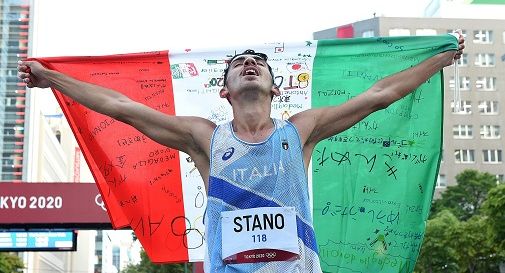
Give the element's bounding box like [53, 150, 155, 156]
[291, 90, 381, 147]
[115, 100, 215, 154]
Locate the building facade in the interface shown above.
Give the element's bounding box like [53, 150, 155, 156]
[0, 0, 29, 182]
[1, 2, 139, 273]
[314, 17, 505, 192]
[94, 230, 141, 273]
[425, 0, 505, 19]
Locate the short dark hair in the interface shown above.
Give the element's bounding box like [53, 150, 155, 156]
[222, 49, 275, 86]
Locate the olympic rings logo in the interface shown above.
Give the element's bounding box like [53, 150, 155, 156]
[95, 194, 107, 211]
[265, 252, 277, 259]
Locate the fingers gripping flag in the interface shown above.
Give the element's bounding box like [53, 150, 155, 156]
[30, 35, 457, 272]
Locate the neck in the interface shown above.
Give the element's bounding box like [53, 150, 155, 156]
[231, 99, 273, 142]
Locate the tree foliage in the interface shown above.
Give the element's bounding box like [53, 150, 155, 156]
[452, 215, 500, 273]
[482, 184, 505, 256]
[431, 169, 497, 220]
[0, 252, 24, 273]
[121, 250, 192, 273]
[415, 169, 503, 273]
[415, 210, 460, 273]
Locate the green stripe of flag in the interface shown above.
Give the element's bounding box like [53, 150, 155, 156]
[311, 35, 457, 273]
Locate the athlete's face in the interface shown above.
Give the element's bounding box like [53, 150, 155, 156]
[220, 55, 279, 102]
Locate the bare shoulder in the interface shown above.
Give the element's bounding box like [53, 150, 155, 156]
[288, 109, 321, 146]
[188, 116, 217, 141]
[185, 116, 216, 154]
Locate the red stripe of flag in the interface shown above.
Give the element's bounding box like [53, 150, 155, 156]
[29, 51, 189, 262]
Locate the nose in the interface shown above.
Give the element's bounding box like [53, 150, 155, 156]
[243, 56, 257, 66]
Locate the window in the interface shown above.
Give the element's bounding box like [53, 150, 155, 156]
[7, 40, 19, 47]
[455, 149, 474, 163]
[447, 29, 467, 38]
[10, 126, 24, 137]
[436, 174, 447, 188]
[474, 53, 495, 67]
[2, 159, 14, 166]
[389, 28, 411, 36]
[362, 30, 374, 37]
[4, 129, 14, 135]
[416, 29, 437, 36]
[2, 174, 20, 180]
[497, 174, 504, 183]
[4, 98, 17, 106]
[480, 125, 501, 139]
[478, 101, 498, 115]
[112, 246, 120, 271]
[5, 12, 20, 20]
[457, 53, 468, 66]
[483, 150, 502, 163]
[451, 100, 472, 114]
[473, 30, 493, 44]
[475, 77, 496, 91]
[453, 125, 473, 139]
[449, 76, 470, 90]
[6, 69, 18, 77]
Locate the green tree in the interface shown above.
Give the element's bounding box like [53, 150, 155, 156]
[121, 250, 192, 273]
[417, 170, 502, 273]
[0, 252, 24, 273]
[431, 170, 497, 220]
[415, 210, 460, 273]
[452, 215, 499, 273]
[482, 184, 505, 258]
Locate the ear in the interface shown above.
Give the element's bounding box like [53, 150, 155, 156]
[220, 87, 232, 105]
[271, 85, 281, 97]
[219, 87, 229, 99]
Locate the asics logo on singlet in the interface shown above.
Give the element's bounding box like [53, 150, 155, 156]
[222, 147, 235, 160]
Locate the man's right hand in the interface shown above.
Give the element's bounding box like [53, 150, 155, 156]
[17, 60, 51, 89]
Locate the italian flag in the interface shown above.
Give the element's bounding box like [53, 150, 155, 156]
[30, 35, 457, 272]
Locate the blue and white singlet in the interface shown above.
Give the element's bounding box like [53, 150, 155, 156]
[205, 118, 322, 273]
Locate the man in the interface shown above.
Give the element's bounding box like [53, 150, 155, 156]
[18, 35, 464, 272]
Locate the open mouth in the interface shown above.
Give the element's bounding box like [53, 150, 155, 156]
[242, 67, 259, 76]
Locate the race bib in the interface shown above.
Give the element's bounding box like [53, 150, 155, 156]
[221, 207, 300, 264]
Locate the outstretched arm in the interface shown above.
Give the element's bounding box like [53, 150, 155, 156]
[17, 61, 215, 156]
[291, 35, 465, 162]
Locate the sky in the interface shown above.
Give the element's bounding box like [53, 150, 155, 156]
[31, 0, 432, 56]
[30, 0, 431, 114]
